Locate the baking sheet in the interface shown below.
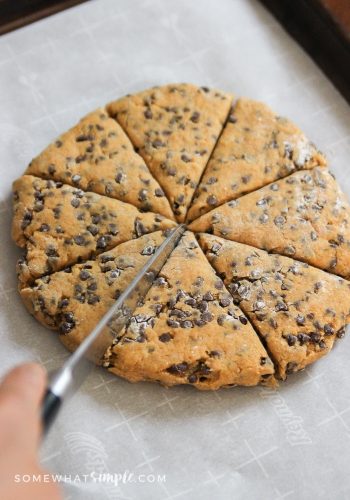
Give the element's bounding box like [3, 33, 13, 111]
[1, 0, 350, 498]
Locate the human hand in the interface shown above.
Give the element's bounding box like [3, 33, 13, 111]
[0, 363, 62, 500]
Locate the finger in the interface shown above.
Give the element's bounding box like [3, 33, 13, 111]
[0, 363, 46, 409]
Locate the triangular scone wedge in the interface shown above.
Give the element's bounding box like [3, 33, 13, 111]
[187, 98, 326, 221]
[12, 175, 175, 285]
[106, 232, 275, 390]
[107, 84, 232, 222]
[25, 109, 173, 219]
[20, 232, 169, 353]
[190, 168, 350, 279]
[198, 234, 350, 378]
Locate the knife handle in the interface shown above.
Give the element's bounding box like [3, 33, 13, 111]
[41, 388, 61, 435]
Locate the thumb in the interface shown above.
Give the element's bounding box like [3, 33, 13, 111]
[0, 363, 47, 409]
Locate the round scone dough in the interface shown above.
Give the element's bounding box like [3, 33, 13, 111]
[13, 83, 350, 390]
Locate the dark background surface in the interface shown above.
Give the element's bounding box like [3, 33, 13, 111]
[0, 0, 87, 35]
[260, 0, 350, 103]
[0, 0, 349, 103]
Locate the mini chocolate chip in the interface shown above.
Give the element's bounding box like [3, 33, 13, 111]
[87, 225, 99, 236]
[96, 236, 107, 249]
[219, 297, 231, 307]
[21, 210, 33, 229]
[155, 187, 164, 197]
[181, 154, 191, 163]
[71, 198, 80, 208]
[159, 332, 172, 342]
[180, 320, 193, 328]
[274, 215, 286, 227]
[74, 235, 85, 246]
[260, 357, 267, 365]
[239, 316, 248, 325]
[337, 326, 346, 338]
[58, 298, 69, 308]
[214, 280, 223, 290]
[138, 189, 147, 202]
[188, 374, 197, 383]
[190, 111, 200, 123]
[108, 223, 118, 236]
[286, 334, 297, 346]
[152, 139, 164, 148]
[166, 362, 188, 375]
[324, 324, 334, 335]
[39, 223, 50, 232]
[79, 270, 91, 281]
[309, 332, 321, 343]
[296, 314, 305, 326]
[45, 245, 58, 257]
[207, 195, 217, 206]
[88, 294, 100, 305]
[167, 319, 180, 328]
[76, 134, 94, 142]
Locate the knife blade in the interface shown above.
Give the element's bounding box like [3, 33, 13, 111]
[41, 224, 186, 434]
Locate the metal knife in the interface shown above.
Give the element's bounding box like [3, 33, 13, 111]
[41, 224, 186, 435]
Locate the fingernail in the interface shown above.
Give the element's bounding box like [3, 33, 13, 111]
[20, 363, 46, 387]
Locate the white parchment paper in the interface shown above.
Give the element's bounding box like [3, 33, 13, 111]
[0, 1, 350, 498]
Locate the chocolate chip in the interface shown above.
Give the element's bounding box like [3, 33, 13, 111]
[214, 280, 223, 290]
[138, 189, 147, 202]
[324, 324, 334, 336]
[239, 316, 248, 325]
[309, 332, 321, 343]
[207, 195, 217, 206]
[337, 326, 346, 338]
[201, 312, 213, 323]
[91, 214, 101, 224]
[274, 215, 286, 227]
[58, 298, 69, 308]
[181, 154, 191, 163]
[180, 320, 193, 329]
[166, 363, 188, 375]
[76, 134, 94, 142]
[152, 139, 164, 148]
[296, 314, 305, 326]
[87, 225, 99, 236]
[71, 198, 80, 208]
[39, 223, 50, 232]
[144, 109, 153, 119]
[190, 111, 200, 123]
[219, 297, 231, 307]
[141, 245, 155, 256]
[284, 334, 296, 346]
[188, 374, 197, 383]
[167, 319, 180, 328]
[203, 291, 214, 301]
[159, 332, 172, 342]
[74, 235, 86, 246]
[155, 188, 164, 197]
[108, 223, 118, 236]
[79, 270, 91, 281]
[275, 301, 288, 312]
[21, 210, 32, 229]
[45, 245, 58, 257]
[260, 357, 267, 365]
[135, 219, 146, 237]
[96, 236, 107, 249]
